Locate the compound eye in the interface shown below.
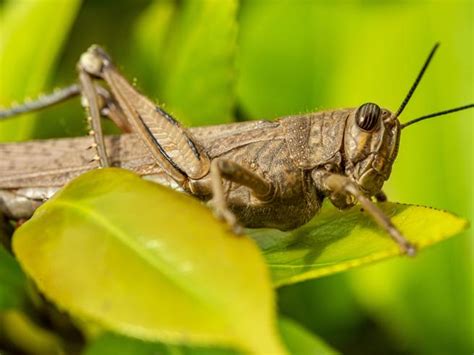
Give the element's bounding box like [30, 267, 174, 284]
[355, 103, 381, 131]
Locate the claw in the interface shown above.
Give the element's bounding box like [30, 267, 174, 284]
[232, 223, 244, 236]
[402, 242, 417, 257]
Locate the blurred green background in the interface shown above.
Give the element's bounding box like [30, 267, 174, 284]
[1, 0, 472, 354]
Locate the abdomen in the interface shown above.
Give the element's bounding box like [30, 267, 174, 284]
[201, 138, 322, 230]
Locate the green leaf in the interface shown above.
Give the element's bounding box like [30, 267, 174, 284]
[249, 203, 468, 287]
[83, 332, 237, 355]
[237, 1, 337, 119]
[278, 317, 339, 355]
[129, 0, 177, 94]
[12, 168, 285, 354]
[131, 0, 238, 125]
[83, 317, 338, 355]
[0, 310, 64, 354]
[0, 0, 81, 141]
[0, 244, 27, 310]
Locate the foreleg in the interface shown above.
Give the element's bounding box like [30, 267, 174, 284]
[312, 170, 416, 255]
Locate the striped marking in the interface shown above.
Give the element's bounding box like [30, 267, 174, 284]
[155, 106, 202, 161]
[136, 112, 187, 177]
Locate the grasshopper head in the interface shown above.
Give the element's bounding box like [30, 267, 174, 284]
[341, 43, 474, 196]
[343, 103, 400, 195]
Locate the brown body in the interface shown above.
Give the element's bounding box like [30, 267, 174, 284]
[1, 111, 351, 230]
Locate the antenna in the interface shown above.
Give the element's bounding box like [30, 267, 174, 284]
[395, 43, 440, 118]
[401, 104, 474, 129]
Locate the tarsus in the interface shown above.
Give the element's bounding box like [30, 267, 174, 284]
[0, 84, 80, 120]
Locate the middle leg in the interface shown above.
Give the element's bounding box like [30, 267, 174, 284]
[210, 158, 274, 233]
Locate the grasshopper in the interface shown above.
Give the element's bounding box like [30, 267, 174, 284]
[0, 43, 472, 256]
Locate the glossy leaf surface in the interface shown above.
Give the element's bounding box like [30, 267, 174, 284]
[83, 317, 337, 355]
[13, 169, 284, 354]
[249, 203, 467, 287]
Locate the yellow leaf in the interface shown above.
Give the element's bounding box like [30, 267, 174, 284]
[13, 168, 285, 354]
[250, 203, 468, 287]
